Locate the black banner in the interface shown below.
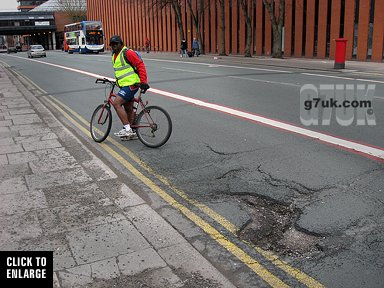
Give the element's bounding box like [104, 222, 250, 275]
[0, 251, 53, 287]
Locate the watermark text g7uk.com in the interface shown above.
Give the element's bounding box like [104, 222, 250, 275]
[300, 84, 376, 126]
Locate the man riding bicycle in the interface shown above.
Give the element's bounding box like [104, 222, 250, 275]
[109, 35, 149, 139]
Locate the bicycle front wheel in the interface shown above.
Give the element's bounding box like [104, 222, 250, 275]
[90, 104, 112, 143]
[135, 106, 172, 148]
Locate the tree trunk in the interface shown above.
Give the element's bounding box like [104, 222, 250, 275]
[219, 0, 226, 56]
[264, 0, 285, 58]
[171, 1, 185, 42]
[198, 0, 204, 54]
[272, 26, 283, 58]
[240, 1, 253, 57]
[186, 0, 205, 54]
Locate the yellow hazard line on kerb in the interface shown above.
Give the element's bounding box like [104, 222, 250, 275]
[43, 95, 289, 288]
[45, 94, 324, 288]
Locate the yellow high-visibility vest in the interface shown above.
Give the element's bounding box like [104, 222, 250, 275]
[112, 46, 140, 87]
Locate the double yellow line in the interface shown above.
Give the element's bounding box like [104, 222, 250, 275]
[16, 68, 323, 288]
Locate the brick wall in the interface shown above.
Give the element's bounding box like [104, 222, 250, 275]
[86, 0, 384, 62]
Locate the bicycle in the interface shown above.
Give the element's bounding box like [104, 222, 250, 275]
[90, 78, 172, 148]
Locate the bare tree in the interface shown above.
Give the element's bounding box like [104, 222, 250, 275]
[239, 0, 255, 57]
[218, 0, 226, 55]
[57, 0, 87, 22]
[186, 0, 207, 54]
[148, 0, 185, 43]
[263, 0, 285, 58]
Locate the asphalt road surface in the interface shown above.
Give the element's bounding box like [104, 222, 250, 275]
[1, 50, 383, 288]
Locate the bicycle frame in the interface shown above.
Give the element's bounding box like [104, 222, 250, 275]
[92, 77, 172, 147]
[95, 78, 155, 130]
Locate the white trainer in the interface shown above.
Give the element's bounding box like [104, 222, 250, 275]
[114, 128, 135, 137]
[120, 131, 138, 141]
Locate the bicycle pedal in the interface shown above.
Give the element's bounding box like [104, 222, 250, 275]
[120, 136, 138, 141]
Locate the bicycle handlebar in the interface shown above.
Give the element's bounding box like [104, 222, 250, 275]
[95, 78, 146, 93]
[95, 78, 115, 85]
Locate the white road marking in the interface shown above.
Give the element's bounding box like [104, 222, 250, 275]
[161, 67, 300, 87]
[5, 54, 384, 160]
[301, 72, 359, 81]
[149, 87, 384, 160]
[229, 76, 300, 87]
[161, 67, 217, 75]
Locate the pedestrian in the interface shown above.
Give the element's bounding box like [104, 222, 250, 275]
[192, 37, 199, 57]
[180, 39, 187, 58]
[109, 35, 150, 139]
[145, 37, 150, 53]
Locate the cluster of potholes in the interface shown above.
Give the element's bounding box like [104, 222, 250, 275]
[237, 195, 324, 258]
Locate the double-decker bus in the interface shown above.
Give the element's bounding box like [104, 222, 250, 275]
[63, 21, 104, 54]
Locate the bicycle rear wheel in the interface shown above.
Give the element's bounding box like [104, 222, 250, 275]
[135, 106, 172, 148]
[90, 104, 112, 143]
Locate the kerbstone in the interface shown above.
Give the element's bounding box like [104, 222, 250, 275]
[81, 157, 117, 181]
[124, 204, 187, 249]
[114, 184, 145, 209]
[159, 243, 237, 288]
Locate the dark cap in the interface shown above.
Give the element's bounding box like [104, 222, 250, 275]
[109, 35, 123, 45]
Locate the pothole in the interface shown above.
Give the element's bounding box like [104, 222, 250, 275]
[238, 195, 322, 258]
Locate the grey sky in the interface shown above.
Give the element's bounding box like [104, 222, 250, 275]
[0, 0, 18, 11]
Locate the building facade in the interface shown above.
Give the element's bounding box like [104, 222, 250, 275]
[0, 11, 56, 49]
[17, 0, 49, 12]
[86, 0, 384, 62]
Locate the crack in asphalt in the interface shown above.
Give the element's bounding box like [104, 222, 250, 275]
[216, 168, 243, 180]
[340, 167, 384, 188]
[205, 143, 257, 156]
[256, 165, 337, 195]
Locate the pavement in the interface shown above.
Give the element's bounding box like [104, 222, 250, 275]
[0, 63, 237, 287]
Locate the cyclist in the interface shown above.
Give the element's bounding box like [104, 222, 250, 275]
[109, 35, 150, 139]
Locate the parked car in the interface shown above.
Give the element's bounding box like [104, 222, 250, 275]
[16, 44, 22, 52]
[27, 45, 46, 58]
[7, 47, 17, 54]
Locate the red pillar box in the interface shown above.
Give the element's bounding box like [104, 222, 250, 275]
[334, 38, 348, 69]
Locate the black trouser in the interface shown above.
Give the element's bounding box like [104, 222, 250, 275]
[192, 48, 199, 56]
